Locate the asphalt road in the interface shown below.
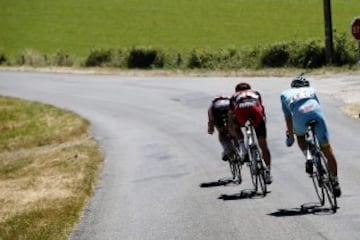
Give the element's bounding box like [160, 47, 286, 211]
[0, 71, 359, 240]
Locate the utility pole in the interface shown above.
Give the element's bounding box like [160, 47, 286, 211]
[323, 0, 334, 64]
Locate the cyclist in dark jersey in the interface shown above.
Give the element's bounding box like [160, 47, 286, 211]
[207, 95, 232, 161]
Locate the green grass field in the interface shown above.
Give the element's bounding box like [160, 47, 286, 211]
[1, 0, 360, 57]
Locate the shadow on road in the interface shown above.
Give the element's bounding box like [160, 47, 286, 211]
[218, 189, 269, 200]
[199, 177, 239, 188]
[268, 202, 336, 217]
[200, 178, 269, 200]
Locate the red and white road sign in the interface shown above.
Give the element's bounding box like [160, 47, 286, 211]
[351, 17, 360, 40]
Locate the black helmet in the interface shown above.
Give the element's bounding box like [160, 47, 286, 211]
[235, 82, 251, 92]
[291, 74, 310, 88]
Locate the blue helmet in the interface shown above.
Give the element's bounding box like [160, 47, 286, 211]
[291, 74, 310, 88]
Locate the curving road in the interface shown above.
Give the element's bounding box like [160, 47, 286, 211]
[0, 70, 359, 240]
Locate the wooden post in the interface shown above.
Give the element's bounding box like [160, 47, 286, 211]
[323, 0, 334, 64]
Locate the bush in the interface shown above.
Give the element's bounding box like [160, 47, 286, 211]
[0, 53, 7, 65]
[333, 32, 358, 66]
[51, 51, 74, 66]
[187, 49, 216, 69]
[109, 49, 129, 68]
[237, 46, 263, 69]
[261, 43, 290, 67]
[84, 49, 112, 67]
[288, 40, 325, 68]
[3, 32, 359, 69]
[17, 49, 48, 66]
[127, 47, 164, 69]
[187, 48, 239, 69]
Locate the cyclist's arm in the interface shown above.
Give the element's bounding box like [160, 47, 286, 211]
[208, 105, 215, 134]
[285, 116, 294, 136]
[280, 94, 294, 135]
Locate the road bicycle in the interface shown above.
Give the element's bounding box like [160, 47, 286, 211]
[243, 118, 267, 196]
[305, 119, 338, 212]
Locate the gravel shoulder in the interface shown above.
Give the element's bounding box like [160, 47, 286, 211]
[312, 72, 360, 119]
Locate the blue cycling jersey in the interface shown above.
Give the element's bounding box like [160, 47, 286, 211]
[280, 87, 330, 145]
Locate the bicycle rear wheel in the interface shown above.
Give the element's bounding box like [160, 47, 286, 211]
[256, 158, 267, 196]
[229, 160, 241, 183]
[253, 149, 267, 196]
[249, 148, 266, 196]
[249, 148, 258, 191]
[319, 153, 338, 212]
[228, 147, 242, 184]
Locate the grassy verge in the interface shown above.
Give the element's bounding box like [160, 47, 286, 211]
[0, 96, 103, 240]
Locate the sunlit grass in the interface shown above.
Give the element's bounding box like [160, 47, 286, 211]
[0, 96, 88, 152]
[1, 0, 360, 57]
[0, 96, 103, 240]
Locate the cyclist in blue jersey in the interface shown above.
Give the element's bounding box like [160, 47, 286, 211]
[280, 75, 341, 197]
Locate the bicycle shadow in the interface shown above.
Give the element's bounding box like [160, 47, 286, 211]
[218, 189, 269, 200]
[218, 189, 255, 200]
[268, 202, 336, 217]
[200, 178, 269, 200]
[199, 177, 240, 188]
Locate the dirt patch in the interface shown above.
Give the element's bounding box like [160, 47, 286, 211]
[312, 72, 360, 120]
[341, 103, 360, 119]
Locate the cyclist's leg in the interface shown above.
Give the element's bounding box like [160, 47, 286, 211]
[218, 127, 231, 161]
[292, 111, 310, 155]
[293, 111, 316, 174]
[320, 144, 338, 176]
[229, 112, 246, 155]
[228, 113, 243, 140]
[255, 119, 271, 168]
[295, 135, 307, 154]
[313, 112, 341, 197]
[313, 113, 338, 177]
[254, 111, 272, 184]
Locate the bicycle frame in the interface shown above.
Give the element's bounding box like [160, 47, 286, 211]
[306, 120, 338, 212]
